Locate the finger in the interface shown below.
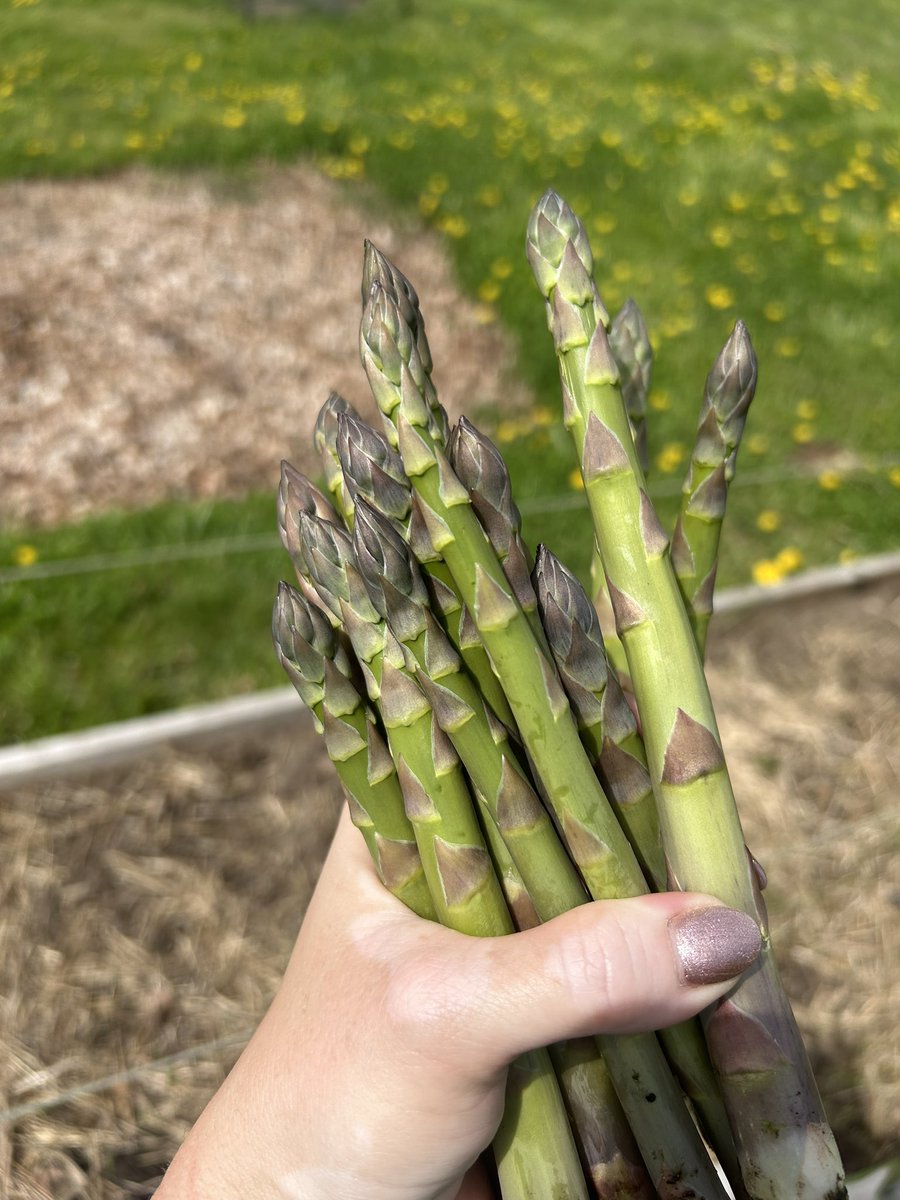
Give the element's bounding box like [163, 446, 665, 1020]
[396, 893, 761, 1069]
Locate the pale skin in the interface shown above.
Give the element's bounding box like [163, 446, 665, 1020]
[156, 807, 759, 1200]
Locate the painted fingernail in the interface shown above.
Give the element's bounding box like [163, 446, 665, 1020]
[669, 906, 762, 986]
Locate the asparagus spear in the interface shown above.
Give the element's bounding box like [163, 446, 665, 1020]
[532, 544, 663, 888]
[609, 298, 653, 474]
[447, 416, 545, 644]
[672, 323, 758, 657]
[527, 188, 847, 1200]
[276, 459, 348, 620]
[359, 268, 734, 1200]
[272, 581, 435, 918]
[335, 409, 517, 730]
[313, 391, 357, 526]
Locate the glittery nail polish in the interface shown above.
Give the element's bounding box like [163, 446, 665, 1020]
[669, 906, 762, 986]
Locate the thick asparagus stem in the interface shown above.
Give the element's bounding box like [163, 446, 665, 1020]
[359, 268, 734, 1200]
[272, 581, 435, 918]
[672, 323, 758, 657]
[527, 188, 847, 1200]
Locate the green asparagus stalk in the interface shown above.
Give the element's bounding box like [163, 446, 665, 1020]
[609, 298, 653, 473]
[527, 188, 847, 1200]
[276, 459, 348, 621]
[272, 581, 435, 918]
[447, 416, 545, 645]
[532, 544, 664, 890]
[313, 391, 357, 525]
[589, 298, 654, 683]
[359, 268, 735, 1200]
[672, 323, 758, 657]
[335, 408, 517, 731]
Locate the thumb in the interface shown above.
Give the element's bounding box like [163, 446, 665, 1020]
[426, 893, 761, 1070]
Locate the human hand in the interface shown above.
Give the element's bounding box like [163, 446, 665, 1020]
[156, 805, 760, 1200]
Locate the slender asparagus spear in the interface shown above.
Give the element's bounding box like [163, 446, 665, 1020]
[527, 188, 847, 1200]
[447, 416, 545, 644]
[272, 581, 435, 918]
[313, 391, 357, 526]
[672, 323, 758, 657]
[335, 410, 517, 730]
[532, 544, 664, 889]
[277, 459, 348, 620]
[590, 298, 654, 683]
[359, 270, 734, 1200]
[609, 298, 653, 473]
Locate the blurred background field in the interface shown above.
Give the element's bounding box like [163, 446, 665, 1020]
[1, 0, 899, 739]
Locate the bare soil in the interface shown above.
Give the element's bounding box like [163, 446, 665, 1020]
[0, 165, 527, 529]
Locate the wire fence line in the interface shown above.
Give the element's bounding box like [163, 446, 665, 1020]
[0, 1029, 254, 1126]
[1, 457, 898, 585]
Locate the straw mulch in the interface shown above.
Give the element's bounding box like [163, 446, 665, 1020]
[1, 577, 897, 1198]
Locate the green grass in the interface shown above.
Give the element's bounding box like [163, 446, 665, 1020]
[2, 0, 899, 740]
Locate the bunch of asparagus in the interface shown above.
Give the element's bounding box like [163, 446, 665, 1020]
[272, 190, 847, 1200]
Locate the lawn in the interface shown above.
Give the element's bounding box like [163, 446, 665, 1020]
[2, 0, 899, 740]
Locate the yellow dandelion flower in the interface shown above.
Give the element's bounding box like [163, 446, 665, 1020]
[124, 131, 145, 150]
[655, 442, 686, 474]
[768, 225, 787, 242]
[838, 548, 858, 564]
[727, 191, 749, 213]
[819, 204, 841, 224]
[427, 172, 449, 195]
[796, 400, 818, 420]
[284, 106, 306, 125]
[649, 389, 671, 412]
[490, 257, 513, 279]
[474, 303, 496, 325]
[709, 223, 732, 248]
[791, 422, 814, 444]
[678, 185, 701, 207]
[776, 337, 800, 358]
[13, 544, 38, 567]
[437, 214, 468, 239]
[349, 135, 370, 156]
[775, 546, 803, 573]
[763, 301, 786, 322]
[184, 52, 203, 72]
[825, 248, 845, 267]
[532, 406, 555, 427]
[871, 328, 891, 348]
[418, 193, 439, 217]
[478, 279, 501, 303]
[612, 261, 633, 283]
[496, 418, 524, 443]
[478, 184, 502, 208]
[592, 213, 617, 235]
[568, 466, 585, 491]
[634, 53, 654, 70]
[729, 95, 749, 114]
[888, 466, 900, 488]
[600, 129, 622, 149]
[887, 198, 900, 232]
[69, 132, 86, 149]
[221, 107, 246, 129]
[747, 434, 769, 455]
[836, 171, 856, 190]
[752, 559, 783, 587]
[387, 130, 414, 150]
[818, 470, 842, 490]
[771, 133, 795, 153]
[756, 510, 781, 532]
[705, 283, 735, 310]
[767, 159, 789, 180]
